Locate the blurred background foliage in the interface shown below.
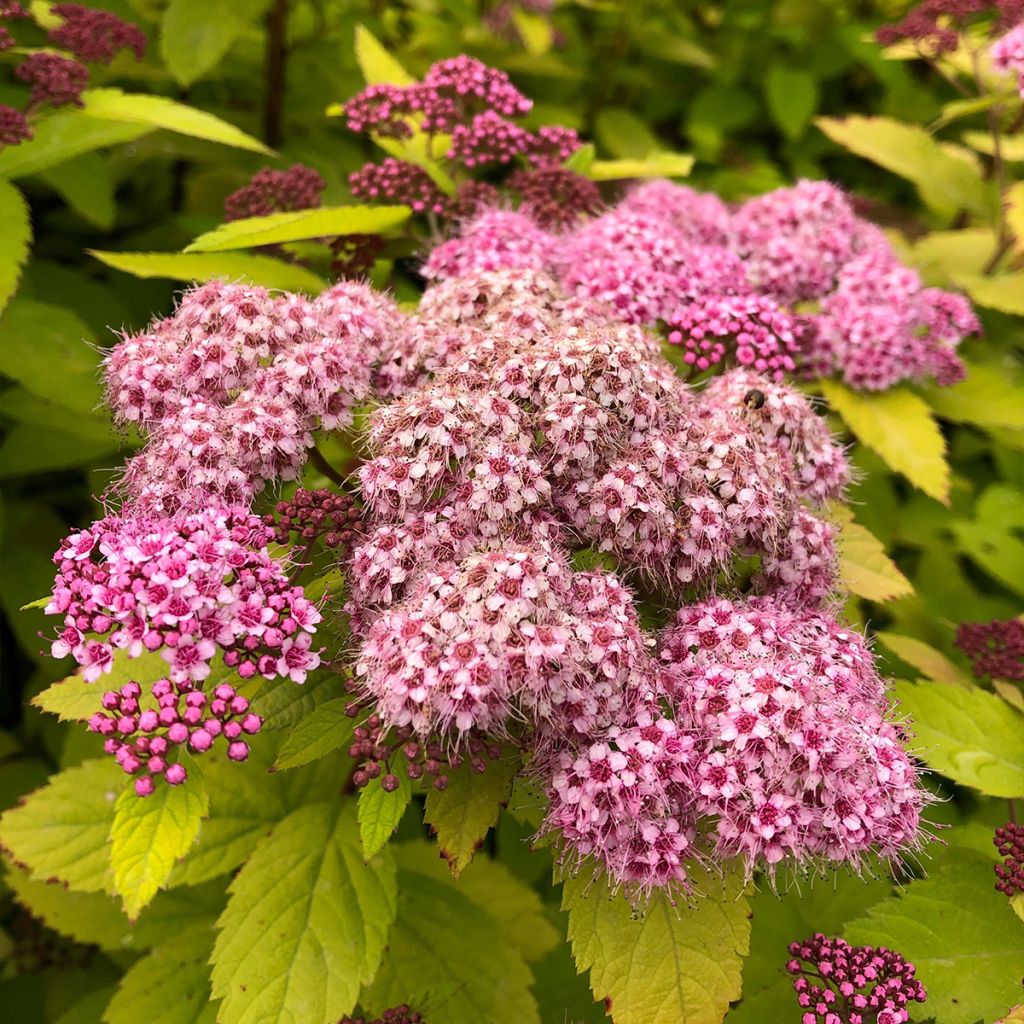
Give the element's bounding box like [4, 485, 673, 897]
[0, 1, 1021, 1020]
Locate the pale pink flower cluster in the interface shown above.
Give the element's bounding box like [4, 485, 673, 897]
[104, 280, 402, 511]
[661, 597, 926, 873]
[46, 506, 321, 687]
[425, 177, 979, 390]
[992, 23, 1024, 96]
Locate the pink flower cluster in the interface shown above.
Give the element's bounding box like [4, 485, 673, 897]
[341, 54, 596, 229]
[787, 934, 927, 1024]
[661, 597, 926, 872]
[46, 506, 321, 687]
[88, 678, 261, 796]
[993, 23, 1024, 96]
[425, 177, 979, 391]
[104, 279, 401, 511]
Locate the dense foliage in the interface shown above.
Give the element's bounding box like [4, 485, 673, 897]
[1, 3, 1022, 1024]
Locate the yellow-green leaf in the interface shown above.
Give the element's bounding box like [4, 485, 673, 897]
[423, 753, 519, 876]
[874, 632, 970, 687]
[183, 205, 411, 253]
[587, 152, 694, 181]
[211, 802, 397, 1024]
[89, 249, 327, 293]
[893, 680, 1024, 797]
[963, 129, 1024, 162]
[922, 359, 1024, 431]
[0, 759, 120, 893]
[563, 863, 750, 1024]
[353, 24, 416, 86]
[111, 778, 210, 919]
[358, 771, 412, 860]
[511, 9, 554, 56]
[815, 116, 992, 217]
[272, 697, 356, 771]
[1006, 181, 1024, 255]
[0, 179, 31, 314]
[832, 507, 914, 603]
[950, 271, 1024, 316]
[821, 380, 950, 503]
[81, 88, 271, 155]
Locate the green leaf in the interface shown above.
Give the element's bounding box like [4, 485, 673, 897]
[950, 271, 1024, 315]
[832, 507, 914, 603]
[0, 423, 118, 478]
[272, 697, 356, 771]
[364, 858, 539, 1024]
[359, 771, 412, 860]
[765, 67, 818, 139]
[33, 676, 104, 722]
[0, 298, 101, 414]
[894, 680, 1024, 797]
[821, 380, 950, 504]
[4, 867, 223, 952]
[952, 495, 1024, 599]
[39, 152, 116, 230]
[161, 0, 272, 87]
[81, 88, 271, 154]
[587, 152, 694, 181]
[211, 802, 397, 1024]
[511, 9, 554, 56]
[922, 359, 1024, 431]
[54, 987, 118, 1024]
[0, 179, 31, 314]
[353, 24, 416, 86]
[397, 843, 559, 963]
[563, 863, 750, 1024]
[875, 632, 970, 686]
[89, 249, 327, 293]
[184, 205, 411, 253]
[595, 108, 660, 159]
[0, 111, 152, 179]
[424, 753, 520, 876]
[111, 778, 210, 919]
[0, 759, 120, 893]
[815, 115, 992, 217]
[104, 928, 218, 1024]
[255, 669, 340, 730]
[845, 853, 1024, 1024]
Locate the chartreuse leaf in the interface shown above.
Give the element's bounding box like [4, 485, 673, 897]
[104, 926, 218, 1024]
[511, 8, 554, 55]
[211, 802, 397, 1024]
[111, 775, 210, 919]
[0, 298, 101, 415]
[831, 506, 913, 603]
[354, 23, 416, 86]
[894, 680, 1024, 797]
[4, 867, 223, 952]
[358, 771, 412, 860]
[80, 89, 271, 154]
[820, 381, 949, 504]
[564, 862, 750, 1024]
[399, 843, 559, 963]
[0, 179, 31, 314]
[950, 271, 1024, 315]
[0, 112, 151, 179]
[363, 847, 540, 1024]
[255, 668, 339, 730]
[815, 115, 992, 217]
[587, 152, 694, 181]
[183, 205, 411, 253]
[424, 751, 520, 876]
[0, 759, 120, 893]
[89, 250, 327, 294]
[874, 632, 970, 686]
[273, 697, 356, 771]
[1007, 181, 1024, 255]
[922, 359, 1024, 431]
[161, 0, 272, 87]
[845, 853, 1024, 1024]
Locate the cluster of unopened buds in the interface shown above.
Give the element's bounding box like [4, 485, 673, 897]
[994, 821, 1024, 899]
[0, 2, 146, 148]
[345, 707, 504, 792]
[955, 617, 1024, 681]
[88, 679, 262, 796]
[787, 934, 927, 1024]
[339, 1006, 423, 1024]
[267, 488, 364, 556]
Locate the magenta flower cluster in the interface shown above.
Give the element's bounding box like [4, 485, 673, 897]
[224, 164, 326, 221]
[341, 55, 598, 229]
[46, 506, 321, 687]
[104, 279, 402, 512]
[88, 678, 261, 796]
[787, 934, 927, 1024]
[426, 179, 979, 391]
[992, 22, 1024, 97]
